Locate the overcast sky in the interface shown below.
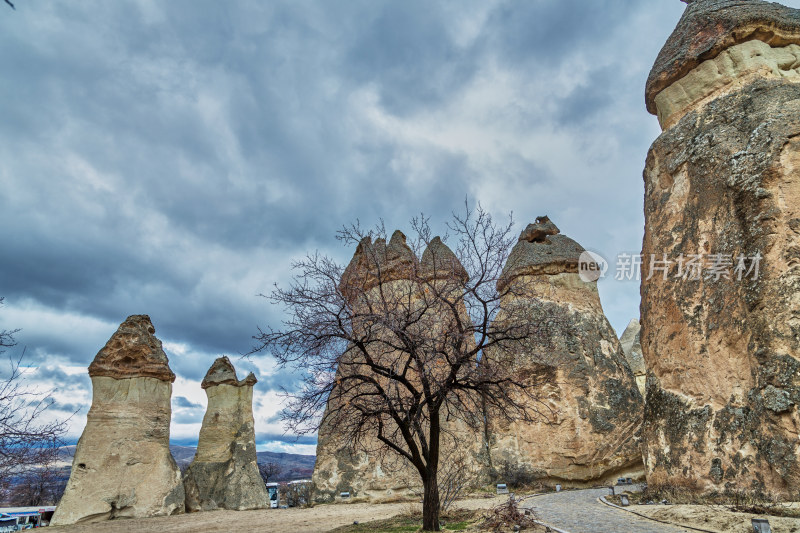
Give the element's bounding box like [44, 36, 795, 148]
[5, 0, 787, 456]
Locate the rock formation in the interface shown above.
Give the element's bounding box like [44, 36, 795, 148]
[642, 0, 800, 495]
[619, 319, 646, 395]
[182, 357, 268, 511]
[52, 315, 185, 525]
[486, 217, 644, 485]
[313, 231, 485, 502]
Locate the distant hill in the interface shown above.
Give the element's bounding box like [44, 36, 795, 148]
[57, 445, 315, 482]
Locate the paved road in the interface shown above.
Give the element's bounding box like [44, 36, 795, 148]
[525, 488, 693, 533]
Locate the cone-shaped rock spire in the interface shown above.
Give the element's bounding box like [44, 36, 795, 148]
[420, 236, 468, 283]
[340, 230, 419, 301]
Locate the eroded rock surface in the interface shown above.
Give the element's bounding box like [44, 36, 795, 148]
[619, 319, 646, 395]
[182, 357, 267, 511]
[486, 218, 644, 485]
[52, 315, 184, 525]
[642, 0, 800, 496]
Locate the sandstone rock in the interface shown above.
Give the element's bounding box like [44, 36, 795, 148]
[52, 315, 184, 525]
[340, 230, 419, 302]
[313, 234, 486, 502]
[641, 0, 800, 496]
[486, 221, 644, 485]
[619, 319, 646, 395]
[182, 357, 267, 511]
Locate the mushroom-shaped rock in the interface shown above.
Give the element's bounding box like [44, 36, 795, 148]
[420, 237, 468, 283]
[486, 223, 644, 485]
[497, 217, 585, 292]
[647, 0, 800, 127]
[183, 357, 268, 511]
[518, 215, 560, 243]
[52, 316, 185, 526]
[641, 0, 800, 496]
[87, 314, 176, 382]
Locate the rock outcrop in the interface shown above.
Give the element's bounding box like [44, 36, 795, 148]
[486, 218, 644, 485]
[642, 0, 800, 496]
[619, 319, 646, 395]
[182, 357, 267, 511]
[52, 316, 184, 525]
[313, 232, 486, 502]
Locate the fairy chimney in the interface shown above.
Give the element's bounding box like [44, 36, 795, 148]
[182, 357, 267, 511]
[641, 0, 800, 495]
[52, 315, 185, 525]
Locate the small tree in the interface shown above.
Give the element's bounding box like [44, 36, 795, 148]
[0, 298, 70, 483]
[258, 461, 282, 484]
[254, 205, 555, 531]
[9, 460, 67, 507]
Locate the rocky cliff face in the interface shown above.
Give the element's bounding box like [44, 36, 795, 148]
[619, 319, 646, 395]
[486, 218, 644, 485]
[641, 0, 800, 496]
[313, 232, 486, 502]
[183, 357, 268, 511]
[52, 316, 184, 525]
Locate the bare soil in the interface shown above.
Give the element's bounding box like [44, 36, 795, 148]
[630, 503, 800, 533]
[47, 496, 503, 533]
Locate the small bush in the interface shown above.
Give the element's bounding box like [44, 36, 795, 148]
[479, 495, 539, 531]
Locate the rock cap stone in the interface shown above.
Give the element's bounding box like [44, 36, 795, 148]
[340, 230, 419, 300]
[201, 356, 257, 389]
[420, 237, 468, 283]
[497, 217, 585, 292]
[646, 0, 800, 114]
[88, 315, 176, 382]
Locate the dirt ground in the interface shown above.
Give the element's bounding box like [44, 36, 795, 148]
[630, 503, 800, 533]
[47, 496, 502, 533]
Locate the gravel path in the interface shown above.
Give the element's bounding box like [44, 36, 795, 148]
[525, 488, 694, 533]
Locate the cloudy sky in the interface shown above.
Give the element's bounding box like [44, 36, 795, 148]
[4, 0, 788, 456]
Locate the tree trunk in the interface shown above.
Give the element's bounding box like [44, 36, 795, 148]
[422, 470, 441, 531]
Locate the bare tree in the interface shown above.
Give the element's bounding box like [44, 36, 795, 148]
[9, 459, 67, 507]
[253, 204, 555, 531]
[258, 461, 282, 484]
[0, 297, 70, 483]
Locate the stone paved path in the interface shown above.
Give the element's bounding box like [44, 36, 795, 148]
[525, 488, 693, 533]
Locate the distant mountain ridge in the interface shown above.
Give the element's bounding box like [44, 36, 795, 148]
[58, 445, 315, 482]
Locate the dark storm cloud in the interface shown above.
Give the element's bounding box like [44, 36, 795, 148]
[0, 0, 733, 449]
[344, 1, 479, 116]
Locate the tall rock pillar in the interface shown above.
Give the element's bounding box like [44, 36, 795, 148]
[486, 217, 644, 485]
[52, 315, 184, 525]
[183, 356, 268, 511]
[642, 0, 800, 495]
